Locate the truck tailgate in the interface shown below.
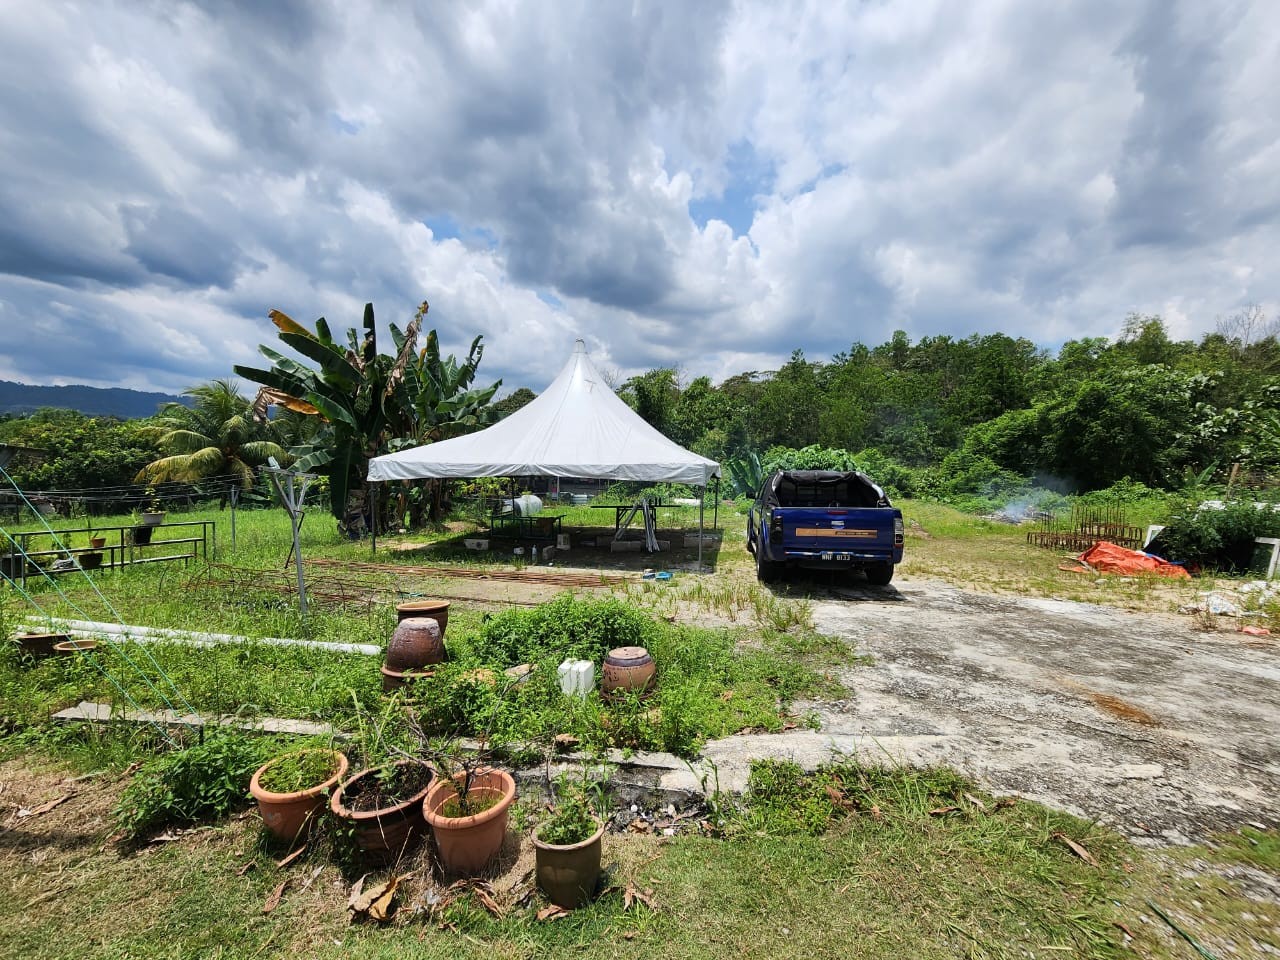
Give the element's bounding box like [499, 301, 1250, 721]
[781, 508, 898, 554]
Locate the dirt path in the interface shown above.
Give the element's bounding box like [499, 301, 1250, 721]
[701, 577, 1279, 844]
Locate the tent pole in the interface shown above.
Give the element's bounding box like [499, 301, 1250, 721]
[698, 487, 705, 569]
[371, 483, 378, 556]
[713, 477, 719, 530]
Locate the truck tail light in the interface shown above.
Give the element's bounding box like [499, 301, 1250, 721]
[894, 517, 904, 545]
[770, 509, 783, 539]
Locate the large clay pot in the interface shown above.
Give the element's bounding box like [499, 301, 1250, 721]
[601, 646, 656, 696]
[395, 599, 450, 636]
[423, 768, 517, 875]
[386, 616, 445, 671]
[330, 761, 435, 864]
[250, 749, 349, 844]
[533, 817, 605, 908]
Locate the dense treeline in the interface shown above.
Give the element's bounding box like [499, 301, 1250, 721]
[618, 312, 1280, 495]
[2, 311, 1277, 517]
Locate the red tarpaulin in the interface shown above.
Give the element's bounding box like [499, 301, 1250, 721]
[1073, 541, 1191, 579]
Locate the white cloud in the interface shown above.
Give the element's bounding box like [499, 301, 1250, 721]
[0, 0, 1278, 398]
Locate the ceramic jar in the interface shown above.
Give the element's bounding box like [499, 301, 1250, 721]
[601, 646, 656, 696]
[386, 616, 445, 671]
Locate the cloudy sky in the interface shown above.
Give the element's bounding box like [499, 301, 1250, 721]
[1, 0, 1277, 398]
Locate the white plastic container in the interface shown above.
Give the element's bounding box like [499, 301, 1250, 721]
[557, 659, 594, 698]
[556, 534, 571, 551]
[464, 538, 489, 551]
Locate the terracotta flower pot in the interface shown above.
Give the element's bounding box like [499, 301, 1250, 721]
[250, 749, 349, 844]
[14, 633, 69, 659]
[601, 646, 656, 696]
[53, 639, 97, 655]
[89, 537, 107, 549]
[423, 768, 517, 875]
[395, 599, 450, 636]
[386, 616, 445, 671]
[533, 817, 605, 908]
[330, 761, 435, 863]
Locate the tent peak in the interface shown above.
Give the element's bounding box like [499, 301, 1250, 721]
[573, 338, 586, 353]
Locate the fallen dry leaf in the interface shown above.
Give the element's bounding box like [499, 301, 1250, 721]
[869, 805, 883, 821]
[1052, 832, 1099, 866]
[627, 819, 651, 834]
[781, 722, 798, 731]
[824, 785, 854, 812]
[18, 794, 73, 818]
[537, 904, 569, 922]
[473, 887, 504, 919]
[350, 875, 404, 923]
[994, 797, 1017, 810]
[1115, 921, 1135, 938]
[963, 792, 987, 811]
[720, 690, 735, 701]
[621, 882, 657, 912]
[276, 844, 307, 869]
[236, 860, 257, 878]
[300, 865, 324, 892]
[928, 806, 961, 817]
[262, 879, 289, 914]
[553, 733, 580, 751]
[622, 931, 637, 940]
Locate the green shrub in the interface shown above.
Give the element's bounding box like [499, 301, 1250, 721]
[1156, 499, 1280, 570]
[472, 594, 656, 666]
[114, 730, 274, 837]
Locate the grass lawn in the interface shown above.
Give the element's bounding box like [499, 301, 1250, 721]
[1, 499, 1277, 958]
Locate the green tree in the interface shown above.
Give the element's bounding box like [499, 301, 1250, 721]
[0, 409, 160, 491]
[134, 379, 289, 490]
[234, 301, 500, 525]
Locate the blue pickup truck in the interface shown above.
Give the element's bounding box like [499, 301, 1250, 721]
[747, 470, 904, 585]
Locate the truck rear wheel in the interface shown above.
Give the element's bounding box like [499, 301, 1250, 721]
[756, 546, 782, 583]
[865, 562, 894, 586]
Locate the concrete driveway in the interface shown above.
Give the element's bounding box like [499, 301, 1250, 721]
[699, 578, 1280, 844]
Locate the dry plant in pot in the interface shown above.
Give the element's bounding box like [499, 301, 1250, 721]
[330, 759, 436, 864]
[532, 771, 607, 909]
[250, 747, 349, 844]
[421, 740, 517, 876]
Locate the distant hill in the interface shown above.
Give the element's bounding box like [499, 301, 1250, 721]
[0, 381, 187, 419]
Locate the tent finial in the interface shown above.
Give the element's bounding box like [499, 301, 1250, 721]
[574, 338, 586, 353]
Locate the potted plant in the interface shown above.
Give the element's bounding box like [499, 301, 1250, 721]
[531, 773, 607, 908]
[129, 510, 154, 546]
[422, 755, 517, 875]
[140, 490, 166, 527]
[329, 759, 436, 863]
[250, 747, 349, 844]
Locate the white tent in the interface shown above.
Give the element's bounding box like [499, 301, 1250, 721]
[367, 341, 720, 486]
[366, 340, 720, 563]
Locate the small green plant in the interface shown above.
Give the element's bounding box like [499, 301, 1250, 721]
[257, 748, 341, 794]
[537, 773, 599, 846]
[114, 730, 273, 837]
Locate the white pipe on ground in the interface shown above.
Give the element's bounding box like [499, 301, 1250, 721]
[22, 617, 381, 656]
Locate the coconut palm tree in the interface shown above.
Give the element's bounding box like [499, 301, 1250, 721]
[135, 379, 290, 492]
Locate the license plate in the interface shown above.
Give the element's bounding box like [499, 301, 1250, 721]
[821, 552, 855, 561]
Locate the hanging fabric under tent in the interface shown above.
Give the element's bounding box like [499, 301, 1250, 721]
[366, 340, 721, 563]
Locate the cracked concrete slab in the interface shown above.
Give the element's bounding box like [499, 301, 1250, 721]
[691, 578, 1279, 845]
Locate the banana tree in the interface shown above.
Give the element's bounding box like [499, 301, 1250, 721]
[234, 300, 501, 529]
